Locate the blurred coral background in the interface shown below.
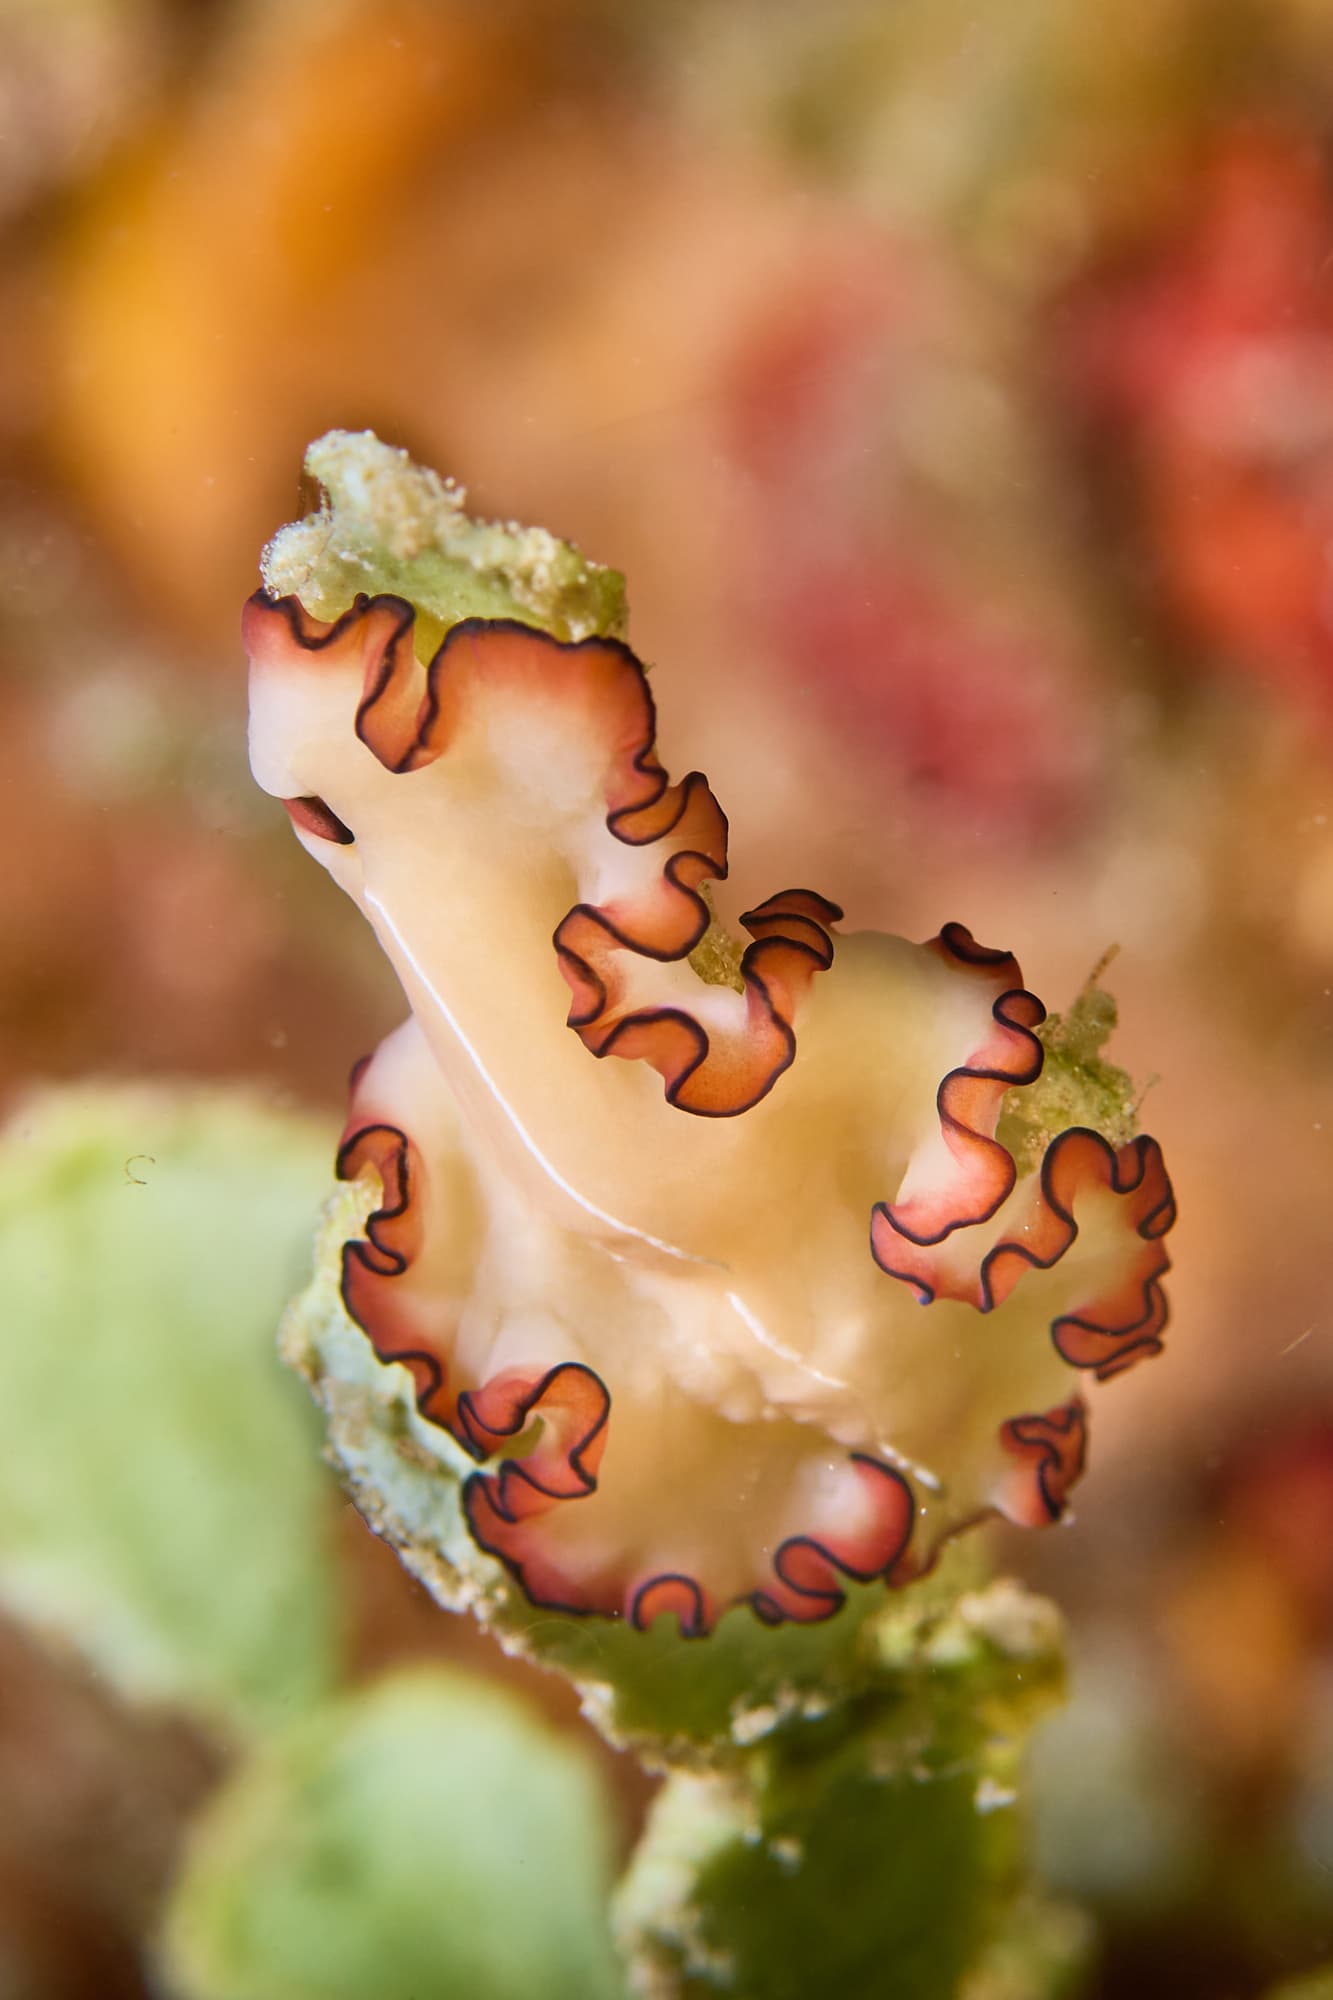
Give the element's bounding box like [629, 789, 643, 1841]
[5, 1, 1333, 1994]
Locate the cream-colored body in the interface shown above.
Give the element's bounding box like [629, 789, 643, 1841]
[248, 594, 1170, 1620]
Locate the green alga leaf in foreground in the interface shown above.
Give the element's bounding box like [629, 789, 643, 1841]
[160, 1666, 623, 2000]
[0, 1086, 339, 1735]
[614, 1582, 1077, 1999]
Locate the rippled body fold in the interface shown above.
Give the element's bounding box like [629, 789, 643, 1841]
[246, 587, 1176, 1631]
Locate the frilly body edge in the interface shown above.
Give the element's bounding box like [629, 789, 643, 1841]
[246, 577, 1175, 1635]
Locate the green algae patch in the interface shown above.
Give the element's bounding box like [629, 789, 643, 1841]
[0, 1086, 339, 1737]
[262, 429, 627, 660]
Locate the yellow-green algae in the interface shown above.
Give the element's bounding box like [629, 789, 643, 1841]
[998, 953, 1140, 1176]
[262, 429, 628, 662]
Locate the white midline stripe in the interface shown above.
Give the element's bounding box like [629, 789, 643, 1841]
[365, 886, 719, 1268]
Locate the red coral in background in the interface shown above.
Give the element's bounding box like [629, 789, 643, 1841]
[719, 247, 1105, 849]
[1063, 129, 1333, 717]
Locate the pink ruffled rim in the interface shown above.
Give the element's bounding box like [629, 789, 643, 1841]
[245, 592, 840, 1116]
[870, 924, 1176, 1383]
[998, 1399, 1088, 1527]
[557, 886, 842, 1115]
[875, 921, 1046, 1249]
[336, 1111, 915, 1632]
[466, 1439, 915, 1634]
[996, 1128, 1173, 1379]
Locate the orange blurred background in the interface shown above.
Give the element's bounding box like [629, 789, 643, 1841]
[6, 2, 1333, 1993]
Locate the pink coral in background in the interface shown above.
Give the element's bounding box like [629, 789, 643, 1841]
[1063, 129, 1333, 717]
[720, 246, 1104, 847]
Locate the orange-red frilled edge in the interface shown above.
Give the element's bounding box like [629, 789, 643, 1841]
[557, 886, 842, 1116]
[874, 1124, 1174, 1379]
[336, 1116, 446, 1424]
[336, 1102, 609, 1477]
[457, 1363, 610, 1503]
[335, 1091, 915, 1631]
[284, 795, 356, 844]
[463, 1439, 915, 1633]
[243, 590, 418, 730]
[994, 1130, 1175, 1379]
[748, 1457, 917, 1626]
[869, 902, 1177, 1386]
[998, 1399, 1089, 1527]
[249, 591, 841, 1116]
[874, 922, 1047, 1260]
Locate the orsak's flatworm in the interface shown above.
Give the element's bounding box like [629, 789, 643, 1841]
[246, 569, 1175, 1635]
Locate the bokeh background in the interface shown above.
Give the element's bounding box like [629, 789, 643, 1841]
[5, 1, 1333, 1994]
